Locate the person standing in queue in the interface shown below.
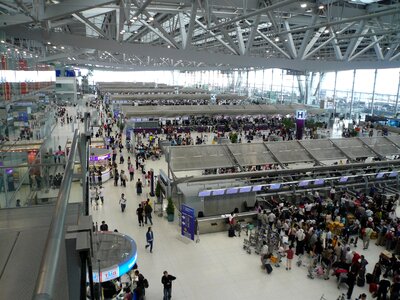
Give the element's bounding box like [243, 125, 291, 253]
[136, 178, 143, 195]
[145, 227, 154, 253]
[136, 204, 144, 226]
[144, 199, 153, 225]
[133, 270, 146, 300]
[161, 271, 176, 300]
[119, 193, 127, 212]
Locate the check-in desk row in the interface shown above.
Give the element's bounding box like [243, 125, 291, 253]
[197, 211, 257, 234]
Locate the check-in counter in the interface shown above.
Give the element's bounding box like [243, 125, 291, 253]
[197, 211, 257, 234]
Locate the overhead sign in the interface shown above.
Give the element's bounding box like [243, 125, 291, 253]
[296, 110, 307, 120]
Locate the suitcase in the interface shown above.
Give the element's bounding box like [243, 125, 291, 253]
[265, 264, 273, 274]
[228, 227, 235, 237]
[357, 275, 365, 287]
[366, 273, 375, 284]
[369, 282, 378, 294]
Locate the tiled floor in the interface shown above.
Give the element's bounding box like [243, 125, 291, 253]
[88, 128, 390, 300]
[2, 99, 393, 299]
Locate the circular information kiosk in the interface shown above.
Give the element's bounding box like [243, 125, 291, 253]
[89, 148, 112, 183]
[89, 232, 137, 283]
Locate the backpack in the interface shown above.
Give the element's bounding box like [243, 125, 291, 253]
[143, 278, 149, 288]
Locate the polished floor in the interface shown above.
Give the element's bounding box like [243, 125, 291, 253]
[88, 133, 390, 300]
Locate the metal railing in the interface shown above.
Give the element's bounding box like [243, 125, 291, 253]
[32, 129, 80, 300]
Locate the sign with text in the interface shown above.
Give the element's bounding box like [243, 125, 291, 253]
[181, 204, 195, 241]
[295, 110, 307, 120]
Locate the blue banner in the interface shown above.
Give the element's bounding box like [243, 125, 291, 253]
[181, 204, 195, 241]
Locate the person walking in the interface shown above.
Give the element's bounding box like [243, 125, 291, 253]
[136, 204, 144, 226]
[133, 270, 147, 300]
[121, 170, 127, 187]
[136, 179, 143, 195]
[346, 270, 357, 300]
[145, 227, 154, 253]
[363, 225, 373, 250]
[161, 271, 176, 300]
[286, 245, 294, 270]
[144, 200, 153, 225]
[98, 185, 104, 205]
[119, 193, 127, 212]
[128, 164, 134, 181]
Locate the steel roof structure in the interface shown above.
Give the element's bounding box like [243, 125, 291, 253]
[167, 136, 400, 173]
[1, 0, 400, 72]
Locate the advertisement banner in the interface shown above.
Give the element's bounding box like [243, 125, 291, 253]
[181, 204, 195, 241]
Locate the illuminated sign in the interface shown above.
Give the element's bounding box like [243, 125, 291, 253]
[296, 110, 307, 120]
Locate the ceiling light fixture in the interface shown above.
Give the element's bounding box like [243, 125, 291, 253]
[53, 46, 57, 49]
[275, 37, 280, 42]
[148, 16, 154, 21]
[0, 40, 4, 43]
[300, 3, 307, 8]
[120, 30, 125, 34]
[61, 46, 65, 49]
[318, 5, 324, 9]
[324, 29, 329, 33]
[47, 42, 51, 45]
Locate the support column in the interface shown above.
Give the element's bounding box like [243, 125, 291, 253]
[371, 69, 378, 116]
[333, 71, 338, 116]
[280, 69, 284, 104]
[261, 69, 265, 102]
[395, 72, 400, 116]
[349, 69, 357, 119]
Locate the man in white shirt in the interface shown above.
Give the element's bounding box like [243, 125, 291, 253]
[119, 193, 127, 212]
[268, 212, 276, 228]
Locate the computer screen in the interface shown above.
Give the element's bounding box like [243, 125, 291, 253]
[376, 172, 385, 179]
[270, 183, 281, 190]
[226, 187, 239, 194]
[198, 190, 211, 197]
[212, 189, 225, 196]
[239, 186, 252, 193]
[389, 171, 398, 177]
[298, 180, 309, 187]
[252, 185, 263, 192]
[339, 176, 348, 183]
[314, 179, 324, 185]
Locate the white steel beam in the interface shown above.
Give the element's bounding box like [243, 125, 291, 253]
[194, 18, 237, 54]
[185, 0, 198, 50]
[244, 20, 290, 59]
[245, 15, 260, 55]
[389, 51, 400, 62]
[349, 36, 384, 61]
[130, 0, 153, 21]
[370, 30, 384, 60]
[297, 14, 318, 59]
[235, 22, 245, 56]
[139, 20, 176, 48]
[343, 20, 368, 60]
[5, 27, 400, 71]
[304, 23, 353, 60]
[72, 13, 107, 38]
[283, 20, 297, 58]
[302, 26, 326, 59]
[211, 15, 240, 55]
[178, 12, 187, 49]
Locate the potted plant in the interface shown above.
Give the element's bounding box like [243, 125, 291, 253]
[166, 197, 175, 222]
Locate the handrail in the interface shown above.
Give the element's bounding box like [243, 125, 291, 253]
[32, 129, 80, 300]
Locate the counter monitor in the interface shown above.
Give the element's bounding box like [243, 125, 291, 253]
[198, 190, 211, 197]
[298, 180, 309, 187]
[226, 187, 239, 194]
[339, 176, 348, 183]
[270, 183, 281, 190]
[239, 186, 252, 193]
[212, 189, 225, 196]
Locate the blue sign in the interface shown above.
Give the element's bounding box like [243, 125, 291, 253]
[181, 204, 195, 241]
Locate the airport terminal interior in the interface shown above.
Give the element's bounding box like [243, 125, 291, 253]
[2, 1, 400, 300]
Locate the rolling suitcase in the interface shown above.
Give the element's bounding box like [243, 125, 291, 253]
[366, 273, 375, 284]
[357, 275, 365, 287]
[228, 227, 235, 237]
[265, 264, 273, 274]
